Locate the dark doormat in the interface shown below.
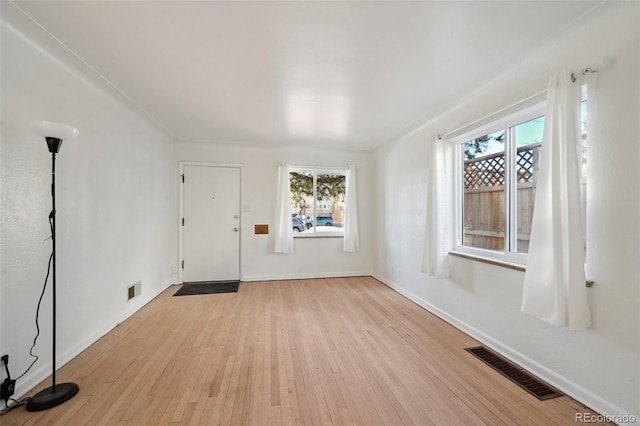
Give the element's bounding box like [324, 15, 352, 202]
[173, 280, 240, 296]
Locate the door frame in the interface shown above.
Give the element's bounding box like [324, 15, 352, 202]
[178, 161, 243, 283]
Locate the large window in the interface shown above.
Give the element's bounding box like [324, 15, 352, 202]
[289, 168, 346, 235]
[453, 99, 587, 264]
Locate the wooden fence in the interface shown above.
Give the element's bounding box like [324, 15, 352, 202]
[463, 143, 540, 252]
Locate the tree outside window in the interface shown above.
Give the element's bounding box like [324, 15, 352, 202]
[290, 170, 346, 234]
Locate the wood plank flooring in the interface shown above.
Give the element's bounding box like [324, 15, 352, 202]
[2, 276, 607, 425]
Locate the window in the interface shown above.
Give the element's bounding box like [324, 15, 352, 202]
[289, 168, 346, 236]
[453, 99, 587, 264]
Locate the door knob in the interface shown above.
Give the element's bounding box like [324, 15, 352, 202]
[234, 215, 239, 219]
[233, 227, 239, 232]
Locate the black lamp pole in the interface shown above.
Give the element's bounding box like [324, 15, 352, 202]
[26, 137, 79, 412]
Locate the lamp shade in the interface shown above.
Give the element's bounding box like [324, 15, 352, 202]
[30, 121, 79, 140]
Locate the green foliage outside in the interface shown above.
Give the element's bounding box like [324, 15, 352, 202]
[464, 132, 505, 161]
[290, 172, 345, 212]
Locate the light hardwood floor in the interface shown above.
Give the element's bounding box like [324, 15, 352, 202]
[3, 276, 606, 425]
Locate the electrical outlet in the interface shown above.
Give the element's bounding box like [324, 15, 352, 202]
[0, 354, 14, 400]
[1, 379, 15, 400]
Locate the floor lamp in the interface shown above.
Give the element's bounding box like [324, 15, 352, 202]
[26, 121, 80, 412]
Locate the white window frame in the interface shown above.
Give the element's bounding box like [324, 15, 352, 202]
[450, 102, 546, 267]
[289, 166, 347, 238]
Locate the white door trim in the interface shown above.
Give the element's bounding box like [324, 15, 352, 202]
[178, 161, 243, 283]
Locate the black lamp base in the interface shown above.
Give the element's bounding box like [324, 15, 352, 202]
[26, 382, 79, 412]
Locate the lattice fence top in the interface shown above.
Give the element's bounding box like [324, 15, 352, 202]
[464, 143, 540, 189]
[516, 148, 536, 183]
[464, 152, 505, 189]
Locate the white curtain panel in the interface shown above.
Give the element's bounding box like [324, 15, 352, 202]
[521, 71, 591, 331]
[274, 164, 294, 254]
[343, 165, 360, 252]
[421, 135, 452, 278]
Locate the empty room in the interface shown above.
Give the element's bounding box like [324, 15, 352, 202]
[1, 1, 638, 424]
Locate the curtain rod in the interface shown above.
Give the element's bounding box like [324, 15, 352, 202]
[439, 61, 605, 140]
[571, 66, 598, 83]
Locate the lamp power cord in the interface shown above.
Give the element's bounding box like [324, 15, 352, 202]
[0, 216, 54, 415]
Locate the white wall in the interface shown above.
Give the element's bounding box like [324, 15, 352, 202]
[0, 19, 176, 398]
[172, 143, 375, 282]
[374, 1, 639, 420]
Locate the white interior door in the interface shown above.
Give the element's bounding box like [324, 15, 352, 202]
[183, 165, 240, 282]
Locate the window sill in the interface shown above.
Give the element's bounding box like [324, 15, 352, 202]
[294, 233, 344, 239]
[449, 250, 526, 271]
[449, 250, 594, 287]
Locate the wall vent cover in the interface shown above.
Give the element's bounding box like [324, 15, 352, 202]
[127, 281, 142, 301]
[465, 346, 563, 400]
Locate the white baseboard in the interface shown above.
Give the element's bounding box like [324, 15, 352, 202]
[372, 273, 636, 424]
[241, 270, 372, 282]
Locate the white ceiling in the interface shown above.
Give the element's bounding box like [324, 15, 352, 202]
[4, 1, 603, 151]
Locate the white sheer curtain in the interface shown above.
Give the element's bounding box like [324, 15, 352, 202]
[521, 71, 591, 331]
[422, 135, 452, 278]
[343, 165, 359, 252]
[274, 164, 294, 254]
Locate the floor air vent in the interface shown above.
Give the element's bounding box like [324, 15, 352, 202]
[465, 346, 563, 400]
